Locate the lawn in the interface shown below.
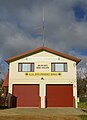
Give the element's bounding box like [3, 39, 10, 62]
[78, 102, 87, 120]
[78, 102, 87, 109]
[81, 116, 87, 120]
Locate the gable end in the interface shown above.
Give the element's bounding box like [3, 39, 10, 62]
[6, 46, 81, 64]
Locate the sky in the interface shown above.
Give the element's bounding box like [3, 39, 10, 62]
[0, 0, 87, 78]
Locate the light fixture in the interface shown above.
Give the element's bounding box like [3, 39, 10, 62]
[41, 77, 44, 80]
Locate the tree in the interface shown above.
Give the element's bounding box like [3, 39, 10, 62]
[77, 66, 87, 97]
[0, 79, 4, 87]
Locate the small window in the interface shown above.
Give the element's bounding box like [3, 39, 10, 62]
[18, 63, 34, 72]
[51, 63, 67, 72]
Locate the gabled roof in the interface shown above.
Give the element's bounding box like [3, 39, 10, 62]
[6, 46, 81, 64]
[2, 71, 9, 87]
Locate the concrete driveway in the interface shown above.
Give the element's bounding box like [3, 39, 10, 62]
[0, 108, 86, 116]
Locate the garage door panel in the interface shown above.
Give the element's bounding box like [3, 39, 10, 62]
[47, 98, 73, 107]
[17, 98, 39, 107]
[13, 84, 39, 107]
[46, 84, 73, 107]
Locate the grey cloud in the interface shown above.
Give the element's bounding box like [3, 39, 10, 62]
[0, 0, 87, 61]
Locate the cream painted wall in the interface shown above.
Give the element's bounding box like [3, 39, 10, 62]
[8, 51, 77, 108]
[9, 51, 76, 81]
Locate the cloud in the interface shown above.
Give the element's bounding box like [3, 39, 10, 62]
[0, 0, 87, 66]
[68, 49, 87, 70]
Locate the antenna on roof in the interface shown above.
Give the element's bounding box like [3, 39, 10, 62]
[42, 8, 45, 46]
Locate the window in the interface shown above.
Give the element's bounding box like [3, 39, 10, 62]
[51, 63, 67, 72]
[18, 63, 34, 72]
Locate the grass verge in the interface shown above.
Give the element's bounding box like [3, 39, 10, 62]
[80, 115, 87, 120]
[78, 102, 87, 109]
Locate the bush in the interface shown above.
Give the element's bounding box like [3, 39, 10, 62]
[80, 97, 87, 102]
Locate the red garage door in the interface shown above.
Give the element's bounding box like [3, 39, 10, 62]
[12, 84, 40, 107]
[46, 84, 73, 107]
